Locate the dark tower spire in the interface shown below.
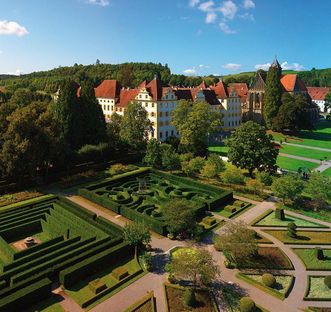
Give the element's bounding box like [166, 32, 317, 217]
[271, 57, 282, 75]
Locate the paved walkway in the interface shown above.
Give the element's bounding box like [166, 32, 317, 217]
[279, 153, 321, 164]
[64, 195, 331, 312]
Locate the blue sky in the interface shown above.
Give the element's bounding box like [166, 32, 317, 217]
[0, 0, 330, 76]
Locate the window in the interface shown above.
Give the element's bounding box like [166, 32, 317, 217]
[120, 108, 122, 112]
[151, 112, 155, 117]
[111, 106, 114, 111]
[160, 131, 163, 138]
[165, 112, 169, 117]
[171, 130, 174, 136]
[159, 112, 163, 117]
[165, 121, 169, 126]
[166, 131, 169, 138]
[145, 95, 148, 99]
[139, 95, 142, 99]
[159, 121, 164, 127]
[152, 103, 154, 108]
[107, 105, 110, 111]
[145, 103, 148, 108]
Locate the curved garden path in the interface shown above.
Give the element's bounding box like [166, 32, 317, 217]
[64, 195, 331, 312]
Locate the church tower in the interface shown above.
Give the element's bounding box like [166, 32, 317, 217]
[271, 57, 282, 76]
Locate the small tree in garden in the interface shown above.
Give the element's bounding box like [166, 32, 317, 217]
[170, 248, 219, 289]
[275, 208, 285, 220]
[315, 247, 324, 260]
[246, 179, 263, 195]
[239, 297, 256, 312]
[201, 162, 218, 179]
[324, 276, 331, 289]
[143, 139, 162, 168]
[256, 171, 273, 186]
[287, 222, 297, 238]
[123, 222, 151, 258]
[163, 199, 197, 237]
[220, 165, 245, 185]
[261, 273, 276, 288]
[217, 221, 258, 263]
[271, 174, 304, 204]
[201, 154, 225, 179]
[160, 144, 180, 171]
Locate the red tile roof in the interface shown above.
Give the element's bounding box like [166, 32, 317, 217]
[307, 87, 330, 101]
[280, 74, 307, 92]
[95, 80, 122, 99]
[117, 89, 139, 107]
[210, 81, 228, 99]
[146, 77, 162, 100]
[229, 83, 248, 102]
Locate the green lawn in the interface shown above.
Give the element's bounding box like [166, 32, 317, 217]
[253, 210, 326, 228]
[279, 144, 331, 161]
[271, 120, 331, 150]
[305, 276, 331, 300]
[276, 156, 318, 172]
[293, 248, 331, 270]
[264, 230, 331, 245]
[322, 167, 331, 177]
[208, 145, 229, 156]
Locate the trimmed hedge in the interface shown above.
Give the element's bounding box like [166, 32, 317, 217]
[59, 242, 132, 288]
[0, 278, 52, 312]
[0, 236, 15, 262]
[0, 220, 42, 242]
[124, 291, 155, 312]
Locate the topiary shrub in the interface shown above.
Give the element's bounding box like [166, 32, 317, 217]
[287, 222, 297, 238]
[261, 273, 276, 288]
[184, 288, 197, 307]
[324, 276, 331, 289]
[275, 208, 285, 220]
[316, 247, 325, 260]
[239, 297, 256, 312]
[225, 205, 236, 213]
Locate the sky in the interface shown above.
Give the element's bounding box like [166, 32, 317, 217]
[0, 0, 331, 76]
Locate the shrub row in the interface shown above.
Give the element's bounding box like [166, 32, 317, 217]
[59, 241, 133, 288]
[81, 268, 143, 308]
[95, 216, 123, 237]
[124, 291, 155, 312]
[0, 212, 48, 233]
[0, 220, 42, 242]
[0, 277, 52, 312]
[13, 236, 64, 260]
[57, 197, 97, 221]
[0, 236, 15, 262]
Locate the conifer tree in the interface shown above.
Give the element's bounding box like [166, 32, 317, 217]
[79, 80, 107, 145]
[264, 65, 282, 129]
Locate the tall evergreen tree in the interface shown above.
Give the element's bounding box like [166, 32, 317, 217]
[79, 80, 107, 145]
[263, 62, 282, 129]
[50, 80, 83, 149]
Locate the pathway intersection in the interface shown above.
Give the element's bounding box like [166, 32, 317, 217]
[60, 195, 331, 312]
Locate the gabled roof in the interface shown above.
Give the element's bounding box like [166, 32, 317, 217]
[94, 80, 122, 99]
[210, 81, 228, 99]
[146, 77, 163, 100]
[229, 83, 248, 102]
[173, 88, 195, 101]
[117, 89, 139, 107]
[202, 89, 219, 105]
[280, 74, 307, 92]
[307, 87, 330, 101]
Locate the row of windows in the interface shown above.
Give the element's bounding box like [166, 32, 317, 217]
[159, 121, 170, 127]
[99, 99, 113, 103]
[140, 101, 176, 109]
[227, 120, 241, 127]
[159, 130, 176, 139]
[102, 104, 114, 111]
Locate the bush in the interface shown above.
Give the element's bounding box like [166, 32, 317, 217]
[324, 276, 331, 289]
[225, 205, 236, 213]
[112, 266, 129, 281]
[184, 288, 196, 307]
[239, 297, 256, 312]
[109, 163, 128, 176]
[256, 171, 273, 186]
[220, 166, 245, 185]
[275, 208, 285, 220]
[287, 222, 297, 238]
[261, 273, 276, 288]
[78, 143, 111, 162]
[316, 247, 325, 260]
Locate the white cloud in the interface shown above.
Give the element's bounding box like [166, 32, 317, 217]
[189, 0, 200, 7]
[183, 68, 197, 75]
[222, 63, 242, 71]
[281, 61, 305, 71]
[205, 12, 217, 23]
[243, 0, 255, 9]
[239, 12, 254, 21]
[199, 64, 209, 69]
[6, 69, 22, 76]
[87, 0, 109, 7]
[219, 22, 236, 34]
[198, 1, 215, 12]
[219, 0, 238, 20]
[255, 63, 271, 70]
[0, 20, 28, 37]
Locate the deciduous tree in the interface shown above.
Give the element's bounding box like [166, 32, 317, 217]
[271, 174, 304, 204]
[123, 222, 151, 258]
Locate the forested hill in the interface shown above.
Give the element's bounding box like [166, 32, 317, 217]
[0, 62, 217, 94]
[0, 62, 330, 94]
[223, 68, 331, 87]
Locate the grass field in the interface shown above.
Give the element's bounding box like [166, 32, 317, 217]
[305, 276, 331, 300]
[264, 230, 331, 245]
[208, 145, 229, 156]
[253, 210, 325, 228]
[279, 145, 331, 161]
[322, 167, 331, 177]
[293, 248, 331, 270]
[276, 156, 318, 172]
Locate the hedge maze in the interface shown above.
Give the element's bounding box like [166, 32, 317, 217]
[0, 195, 132, 311]
[79, 169, 233, 235]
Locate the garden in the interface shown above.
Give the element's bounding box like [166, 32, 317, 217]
[79, 168, 233, 235]
[251, 209, 327, 228]
[0, 195, 138, 311]
[293, 248, 331, 270]
[263, 229, 331, 245]
[214, 199, 252, 219]
[304, 276, 331, 301]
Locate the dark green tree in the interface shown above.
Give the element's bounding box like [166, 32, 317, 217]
[264, 66, 282, 129]
[106, 112, 123, 149]
[294, 94, 314, 130]
[160, 144, 180, 170]
[143, 139, 162, 168]
[123, 222, 151, 258]
[79, 80, 107, 145]
[287, 222, 297, 238]
[226, 121, 278, 176]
